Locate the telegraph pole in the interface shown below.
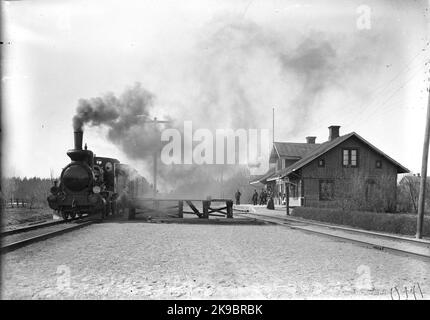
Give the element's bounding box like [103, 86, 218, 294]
[137, 115, 171, 198]
[417, 83, 430, 239]
[272, 107, 275, 144]
[153, 148, 158, 197]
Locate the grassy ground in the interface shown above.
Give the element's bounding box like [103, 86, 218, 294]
[1, 207, 54, 227]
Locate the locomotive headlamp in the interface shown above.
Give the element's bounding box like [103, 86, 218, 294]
[105, 162, 113, 172]
[92, 185, 101, 194]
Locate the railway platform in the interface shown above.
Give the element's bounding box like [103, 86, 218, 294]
[235, 205, 430, 260]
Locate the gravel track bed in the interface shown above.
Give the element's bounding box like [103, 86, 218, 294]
[2, 222, 429, 299]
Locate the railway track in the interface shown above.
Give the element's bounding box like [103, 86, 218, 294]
[237, 212, 430, 260]
[1, 217, 97, 254]
[1, 215, 90, 237]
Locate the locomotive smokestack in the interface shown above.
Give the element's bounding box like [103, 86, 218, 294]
[74, 130, 83, 150]
[68, 130, 91, 161]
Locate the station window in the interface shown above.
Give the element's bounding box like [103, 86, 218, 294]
[376, 160, 382, 168]
[342, 149, 358, 167]
[319, 180, 334, 201]
[318, 158, 325, 167]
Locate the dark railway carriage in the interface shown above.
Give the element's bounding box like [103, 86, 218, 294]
[47, 130, 150, 220]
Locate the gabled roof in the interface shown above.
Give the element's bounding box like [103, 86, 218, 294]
[269, 132, 409, 180]
[271, 141, 321, 160]
[250, 167, 276, 184]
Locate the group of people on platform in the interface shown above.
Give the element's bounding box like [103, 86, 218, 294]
[250, 189, 268, 205]
[251, 188, 286, 206]
[235, 188, 272, 206]
[233, 188, 288, 210]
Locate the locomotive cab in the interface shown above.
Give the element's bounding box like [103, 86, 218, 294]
[94, 157, 119, 192]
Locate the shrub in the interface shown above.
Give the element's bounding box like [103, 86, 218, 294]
[292, 207, 430, 237]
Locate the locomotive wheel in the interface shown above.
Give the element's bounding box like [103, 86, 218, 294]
[70, 212, 76, 219]
[117, 202, 123, 215]
[111, 202, 117, 216]
[61, 211, 69, 220]
[77, 212, 83, 218]
[98, 206, 107, 221]
[95, 209, 102, 221]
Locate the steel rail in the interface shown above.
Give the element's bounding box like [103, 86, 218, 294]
[1, 216, 88, 237]
[1, 220, 96, 254]
[239, 213, 430, 260]
[244, 212, 430, 245]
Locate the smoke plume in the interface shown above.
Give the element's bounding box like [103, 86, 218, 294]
[72, 16, 384, 195]
[73, 83, 168, 160]
[183, 17, 382, 136]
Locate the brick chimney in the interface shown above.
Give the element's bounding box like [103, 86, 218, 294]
[306, 136, 316, 144]
[328, 125, 340, 141]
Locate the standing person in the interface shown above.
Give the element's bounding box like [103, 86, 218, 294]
[252, 190, 258, 205]
[235, 189, 242, 205]
[259, 189, 264, 205]
[267, 191, 275, 210]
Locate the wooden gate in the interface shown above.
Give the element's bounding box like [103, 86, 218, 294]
[129, 198, 234, 220]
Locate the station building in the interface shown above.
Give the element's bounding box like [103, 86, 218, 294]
[250, 126, 409, 210]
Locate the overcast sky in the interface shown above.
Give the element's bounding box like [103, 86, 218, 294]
[2, 0, 429, 179]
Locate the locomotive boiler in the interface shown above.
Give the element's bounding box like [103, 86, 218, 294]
[47, 130, 149, 220]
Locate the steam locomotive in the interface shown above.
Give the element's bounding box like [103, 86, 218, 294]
[47, 130, 150, 220]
